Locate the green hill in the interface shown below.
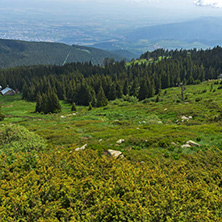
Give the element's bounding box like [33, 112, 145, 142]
[0, 39, 122, 69]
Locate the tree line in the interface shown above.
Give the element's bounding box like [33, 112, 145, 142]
[1, 46, 222, 112]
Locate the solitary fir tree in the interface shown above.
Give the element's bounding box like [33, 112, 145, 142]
[71, 102, 77, 112]
[88, 102, 92, 111]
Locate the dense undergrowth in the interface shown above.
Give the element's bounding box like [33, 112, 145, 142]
[1, 80, 222, 220]
[0, 149, 221, 221]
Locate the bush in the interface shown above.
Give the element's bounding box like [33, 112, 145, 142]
[122, 95, 138, 103]
[0, 124, 47, 155]
[0, 105, 5, 121]
[0, 149, 222, 221]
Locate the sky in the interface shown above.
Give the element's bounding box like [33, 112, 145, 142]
[1, 0, 222, 26]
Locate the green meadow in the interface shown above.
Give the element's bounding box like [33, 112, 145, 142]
[1, 80, 222, 221]
[1, 80, 222, 160]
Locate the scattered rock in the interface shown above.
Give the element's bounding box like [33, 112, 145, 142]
[181, 144, 191, 148]
[116, 139, 125, 144]
[75, 144, 87, 151]
[164, 108, 168, 111]
[186, 140, 200, 147]
[181, 116, 189, 121]
[98, 139, 103, 142]
[107, 149, 124, 159]
[61, 116, 65, 118]
[189, 116, 193, 119]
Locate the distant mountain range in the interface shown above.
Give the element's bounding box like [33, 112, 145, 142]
[2, 17, 222, 69]
[0, 39, 123, 69]
[127, 17, 222, 42]
[90, 17, 222, 57]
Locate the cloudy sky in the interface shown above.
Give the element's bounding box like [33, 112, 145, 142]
[1, 0, 222, 26]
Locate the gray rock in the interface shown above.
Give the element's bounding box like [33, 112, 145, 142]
[107, 149, 124, 159]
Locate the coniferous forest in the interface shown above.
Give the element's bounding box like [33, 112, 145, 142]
[1, 47, 222, 111]
[1, 47, 222, 221]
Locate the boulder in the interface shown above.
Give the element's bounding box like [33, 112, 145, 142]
[75, 144, 87, 151]
[181, 144, 191, 148]
[186, 140, 200, 147]
[107, 149, 124, 159]
[181, 116, 189, 121]
[116, 139, 125, 144]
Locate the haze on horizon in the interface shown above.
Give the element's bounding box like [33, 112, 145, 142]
[1, 0, 222, 27]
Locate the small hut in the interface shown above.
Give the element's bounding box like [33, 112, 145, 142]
[0, 86, 16, 96]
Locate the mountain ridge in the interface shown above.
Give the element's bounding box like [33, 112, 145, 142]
[0, 38, 123, 69]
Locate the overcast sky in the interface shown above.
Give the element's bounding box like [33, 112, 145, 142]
[1, 0, 222, 26]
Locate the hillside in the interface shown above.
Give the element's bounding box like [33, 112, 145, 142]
[0, 80, 222, 220]
[0, 39, 122, 69]
[1, 46, 222, 220]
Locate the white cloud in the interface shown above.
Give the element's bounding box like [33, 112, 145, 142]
[194, 0, 222, 8]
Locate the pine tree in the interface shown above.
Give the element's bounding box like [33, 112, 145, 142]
[138, 80, 149, 101]
[116, 82, 123, 98]
[41, 93, 49, 114]
[130, 79, 139, 97]
[71, 102, 77, 112]
[123, 80, 129, 95]
[35, 92, 42, 113]
[108, 83, 117, 100]
[48, 90, 61, 113]
[96, 86, 108, 107]
[88, 102, 93, 111]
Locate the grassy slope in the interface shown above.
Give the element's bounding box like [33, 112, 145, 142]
[0, 39, 121, 69]
[1, 80, 222, 160]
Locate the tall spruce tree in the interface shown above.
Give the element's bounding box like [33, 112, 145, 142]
[35, 92, 42, 113]
[123, 80, 129, 95]
[138, 80, 149, 101]
[48, 90, 61, 113]
[96, 86, 108, 107]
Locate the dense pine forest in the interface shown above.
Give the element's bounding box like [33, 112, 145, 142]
[1, 47, 222, 221]
[1, 47, 222, 112]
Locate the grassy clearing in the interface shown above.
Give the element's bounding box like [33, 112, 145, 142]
[127, 56, 169, 66]
[1, 80, 222, 160]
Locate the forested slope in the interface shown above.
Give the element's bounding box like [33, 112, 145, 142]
[0, 39, 121, 69]
[1, 46, 222, 108]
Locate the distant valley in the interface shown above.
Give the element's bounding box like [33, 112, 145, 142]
[2, 17, 222, 68]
